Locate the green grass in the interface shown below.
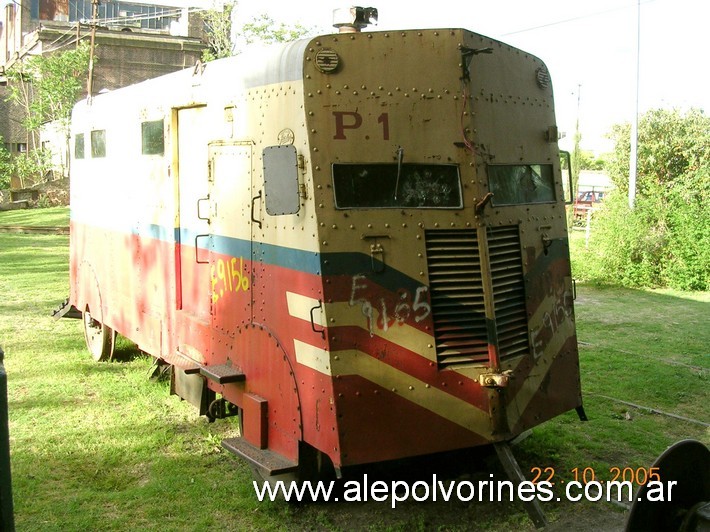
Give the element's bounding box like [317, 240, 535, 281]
[0, 206, 69, 227]
[1, 226, 708, 531]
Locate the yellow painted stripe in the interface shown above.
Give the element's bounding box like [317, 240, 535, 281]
[294, 335, 490, 433]
[505, 301, 575, 429]
[327, 302, 437, 362]
[332, 348, 491, 433]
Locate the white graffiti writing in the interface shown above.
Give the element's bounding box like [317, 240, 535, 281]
[531, 279, 573, 359]
[349, 274, 431, 336]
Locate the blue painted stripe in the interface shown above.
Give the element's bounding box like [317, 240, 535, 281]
[73, 219, 425, 290]
[175, 227, 322, 276]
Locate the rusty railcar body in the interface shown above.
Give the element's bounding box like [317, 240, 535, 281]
[68, 24, 582, 479]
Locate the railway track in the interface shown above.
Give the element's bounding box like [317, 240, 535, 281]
[0, 225, 69, 235]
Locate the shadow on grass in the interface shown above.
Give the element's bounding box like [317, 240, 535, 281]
[111, 342, 144, 364]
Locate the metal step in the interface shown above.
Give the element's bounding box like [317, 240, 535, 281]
[52, 298, 82, 320]
[222, 437, 298, 476]
[200, 364, 245, 384]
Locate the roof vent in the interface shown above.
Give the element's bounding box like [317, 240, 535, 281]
[333, 6, 378, 33]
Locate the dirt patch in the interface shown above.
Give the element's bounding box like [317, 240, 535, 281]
[33, 177, 70, 206]
[278, 451, 630, 531]
[0, 178, 70, 210]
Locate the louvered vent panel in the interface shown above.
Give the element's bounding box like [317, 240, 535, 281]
[425, 230, 489, 367]
[487, 226, 529, 360]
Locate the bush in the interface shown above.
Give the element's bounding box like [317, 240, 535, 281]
[12, 149, 53, 188]
[582, 185, 709, 291]
[662, 178, 710, 290]
[579, 108, 710, 291]
[0, 141, 12, 190]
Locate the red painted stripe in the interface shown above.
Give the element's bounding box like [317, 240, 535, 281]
[334, 375, 489, 466]
[330, 325, 489, 408]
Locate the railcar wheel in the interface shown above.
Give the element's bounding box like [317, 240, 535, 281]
[625, 439, 709, 531]
[82, 307, 116, 361]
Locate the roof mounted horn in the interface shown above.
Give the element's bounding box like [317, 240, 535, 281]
[332, 6, 378, 33]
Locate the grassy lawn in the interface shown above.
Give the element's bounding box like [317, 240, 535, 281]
[0, 206, 69, 227]
[0, 212, 707, 531]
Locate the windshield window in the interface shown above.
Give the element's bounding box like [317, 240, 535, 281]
[333, 163, 462, 209]
[488, 164, 555, 205]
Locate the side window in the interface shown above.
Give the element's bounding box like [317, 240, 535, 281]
[141, 119, 164, 155]
[263, 145, 300, 215]
[91, 129, 106, 158]
[487, 164, 555, 206]
[74, 134, 85, 159]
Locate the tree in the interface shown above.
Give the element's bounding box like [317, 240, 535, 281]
[240, 14, 312, 46]
[579, 150, 607, 171]
[0, 140, 12, 190]
[200, 1, 235, 61]
[606, 108, 709, 198]
[4, 43, 90, 187]
[6, 43, 90, 138]
[583, 108, 710, 290]
[200, 2, 314, 62]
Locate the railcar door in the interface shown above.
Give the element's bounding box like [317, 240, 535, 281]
[207, 141, 254, 332]
[176, 106, 211, 323]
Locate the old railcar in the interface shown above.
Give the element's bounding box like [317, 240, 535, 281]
[66, 12, 583, 487]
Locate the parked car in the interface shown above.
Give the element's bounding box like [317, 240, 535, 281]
[573, 190, 605, 222]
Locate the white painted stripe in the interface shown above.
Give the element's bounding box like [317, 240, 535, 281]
[294, 339, 331, 375]
[326, 301, 437, 362]
[331, 348, 491, 433]
[286, 291, 325, 326]
[294, 337, 490, 433]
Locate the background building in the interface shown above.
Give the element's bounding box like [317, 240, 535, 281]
[0, 0, 208, 185]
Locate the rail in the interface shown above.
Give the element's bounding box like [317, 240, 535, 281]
[0, 225, 69, 235]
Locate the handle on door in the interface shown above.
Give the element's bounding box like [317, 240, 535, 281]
[251, 191, 262, 229]
[197, 196, 211, 221]
[309, 300, 325, 339]
[195, 234, 209, 264]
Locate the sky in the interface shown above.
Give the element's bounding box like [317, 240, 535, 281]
[221, 0, 708, 155]
[138, 0, 708, 154]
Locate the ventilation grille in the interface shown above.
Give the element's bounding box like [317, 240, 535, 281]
[425, 226, 529, 368]
[425, 229, 488, 367]
[487, 226, 529, 360]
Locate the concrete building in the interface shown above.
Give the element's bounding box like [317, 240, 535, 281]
[0, 0, 208, 184]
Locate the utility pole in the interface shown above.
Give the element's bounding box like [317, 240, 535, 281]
[573, 83, 582, 198]
[629, 0, 641, 209]
[87, 0, 99, 101]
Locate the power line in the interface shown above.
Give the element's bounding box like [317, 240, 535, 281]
[501, 0, 657, 36]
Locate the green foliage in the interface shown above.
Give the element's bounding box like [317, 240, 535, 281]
[240, 14, 313, 45]
[200, 1, 235, 61]
[580, 108, 710, 291]
[5, 42, 90, 133]
[200, 3, 314, 62]
[606, 108, 709, 196]
[579, 150, 607, 171]
[4, 44, 89, 187]
[11, 148, 53, 188]
[0, 139, 11, 189]
[0, 135, 53, 189]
